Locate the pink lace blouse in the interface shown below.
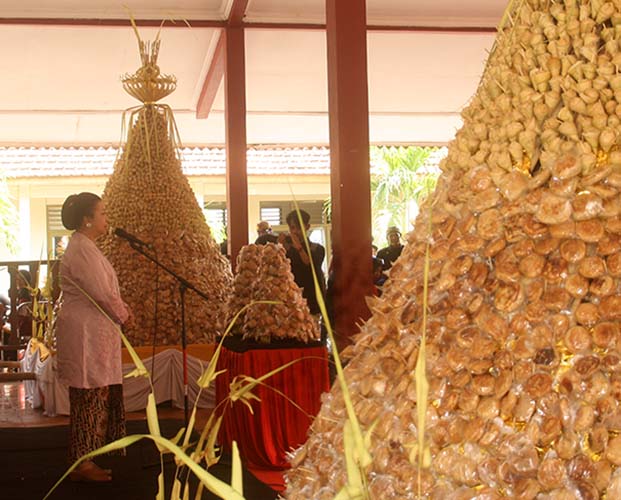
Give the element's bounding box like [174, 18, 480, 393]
[56, 232, 129, 388]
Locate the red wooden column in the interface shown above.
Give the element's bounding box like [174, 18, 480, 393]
[326, 0, 374, 348]
[224, 26, 249, 267]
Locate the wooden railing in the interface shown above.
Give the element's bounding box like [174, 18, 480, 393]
[0, 259, 60, 350]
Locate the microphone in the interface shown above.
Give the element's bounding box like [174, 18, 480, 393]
[113, 228, 153, 249]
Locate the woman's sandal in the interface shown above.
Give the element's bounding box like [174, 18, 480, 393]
[69, 461, 112, 482]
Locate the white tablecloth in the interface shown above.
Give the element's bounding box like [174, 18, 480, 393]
[22, 345, 216, 416]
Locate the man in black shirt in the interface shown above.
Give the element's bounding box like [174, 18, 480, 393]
[254, 220, 279, 245]
[281, 210, 326, 315]
[376, 226, 404, 270]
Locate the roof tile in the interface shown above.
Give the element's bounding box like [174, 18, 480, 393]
[0, 146, 446, 178]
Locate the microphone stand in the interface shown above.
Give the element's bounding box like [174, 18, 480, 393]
[125, 240, 211, 426]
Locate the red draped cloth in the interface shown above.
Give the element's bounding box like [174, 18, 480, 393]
[215, 344, 330, 470]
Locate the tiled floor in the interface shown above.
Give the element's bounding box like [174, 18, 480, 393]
[0, 380, 212, 428]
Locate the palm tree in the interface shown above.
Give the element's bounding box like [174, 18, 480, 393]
[370, 146, 440, 246]
[0, 170, 18, 255]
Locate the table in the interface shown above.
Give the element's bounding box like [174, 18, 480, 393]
[215, 340, 330, 470]
[21, 341, 217, 416]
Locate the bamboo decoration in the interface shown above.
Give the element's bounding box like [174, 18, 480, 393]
[286, 0, 621, 498]
[227, 243, 320, 343]
[99, 33, 233, 346]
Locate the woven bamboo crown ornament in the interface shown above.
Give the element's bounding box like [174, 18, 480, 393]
[286, 0, 621, 498]
[121, 39, 176, 104]
[99, 29, 233, 346]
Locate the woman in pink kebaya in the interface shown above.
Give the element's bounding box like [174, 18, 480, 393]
[56, 192, 131, 482]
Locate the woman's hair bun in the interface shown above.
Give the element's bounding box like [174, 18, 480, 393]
[61, 192, 101, 230]
[61, 194, 79, 230]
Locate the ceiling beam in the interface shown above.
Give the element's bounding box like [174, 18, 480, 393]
[0, 17, 226, 27]
[244, 22, 497, 33]
[196, 31, 225, 119]
[195, 0, 250, 119]
[0, 17, 497, 33]
[228, 0, 250, 26]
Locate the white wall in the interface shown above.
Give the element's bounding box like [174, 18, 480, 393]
[6, 174, 331, 261]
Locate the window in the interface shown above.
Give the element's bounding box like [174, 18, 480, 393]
[46, 205, 71, 259]
[203, 201, 227, 242]
[259, 200, 327, 226]
[203, 201, 227, 226]
[259, 207, 281, 226]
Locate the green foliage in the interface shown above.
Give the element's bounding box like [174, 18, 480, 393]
[322, 197, 332, 224]
[321, 146, 442, 247]
[370, 145, 440, 246]
[0, 171, 19, 255]
[202, 203, 227, 243]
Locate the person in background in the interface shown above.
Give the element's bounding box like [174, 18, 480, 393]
[55, 192, 132, 483]
[0, 294, 8, 325]
[280, 210, 326, 322]
[16, 270, 33, 302]
[219, 226, 229, 259]
[376, 226, 404, 271]
[372, 257, 387, 295]
[372, 244, 378, 257]
[255, 220, 278, 245]
[55, 235, 69, 258]
[0, 294, 10, 351]
[15, 269, 34, 342]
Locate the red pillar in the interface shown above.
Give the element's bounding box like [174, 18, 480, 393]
[224, 26, 249, 268]
[326, 0, 374, 348]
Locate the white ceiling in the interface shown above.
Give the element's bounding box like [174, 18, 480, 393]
[0, 0, 505, 146]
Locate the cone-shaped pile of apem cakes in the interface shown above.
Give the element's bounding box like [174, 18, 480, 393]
[99, 36, 232, 346]
[226, 243, 319, 343]
[286, 0, 621, 498]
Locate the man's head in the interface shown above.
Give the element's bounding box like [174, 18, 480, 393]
[285, 209, 311, 240]
[386, 226, 401, 246]
[257, 221, 271, 236]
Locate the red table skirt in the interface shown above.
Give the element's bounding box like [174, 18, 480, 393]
[215, 344, 330, 470]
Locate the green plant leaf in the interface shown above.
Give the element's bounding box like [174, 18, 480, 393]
[228, 357, 308, 413]
[231, 441, 243, 495]
[44, 434, 246, 500]
[147, 392, 166, 452]
[205, 414, 223, 467]
[197, 300, 279, 391]
[154, 471, 164, 500]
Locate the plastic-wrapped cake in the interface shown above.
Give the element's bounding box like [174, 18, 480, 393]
[100, 37, 232, 345]
[226, 244, 262, 336]
[286, 0, 621, 497]
[227, 243, 319, 343]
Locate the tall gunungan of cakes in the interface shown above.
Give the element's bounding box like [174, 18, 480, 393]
[99, 35, 232, 345]
[286, 0, 621, 498]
